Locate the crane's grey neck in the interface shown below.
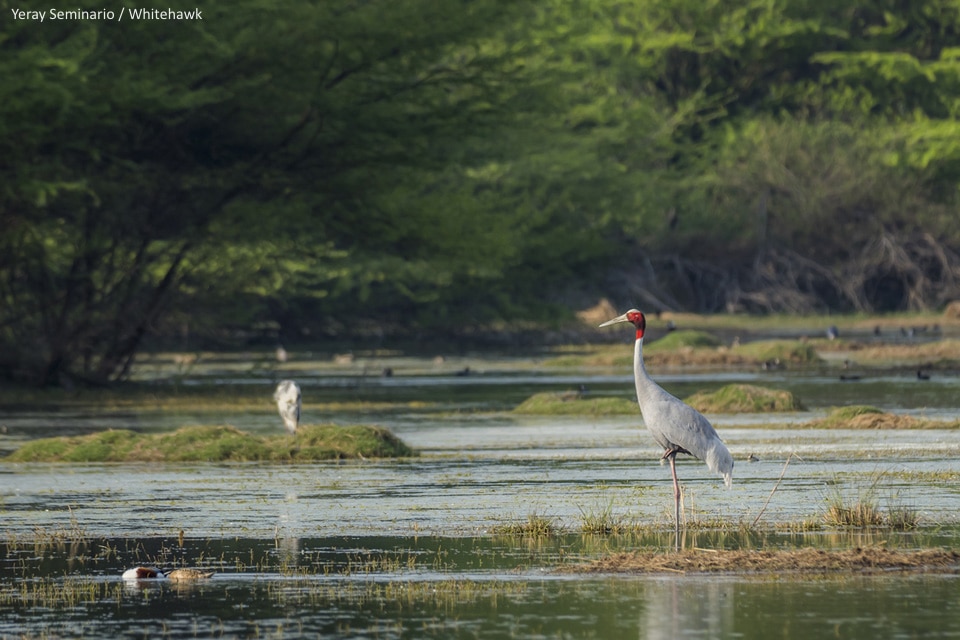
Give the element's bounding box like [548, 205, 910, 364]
[632, 337, 659, 407]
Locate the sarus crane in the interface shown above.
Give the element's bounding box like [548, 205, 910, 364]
[600, 309, 733, 532]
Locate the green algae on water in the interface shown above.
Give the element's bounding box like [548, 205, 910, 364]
[2, 424, 416, 463]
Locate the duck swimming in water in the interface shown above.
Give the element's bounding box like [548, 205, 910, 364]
[122, 567, 215, 581]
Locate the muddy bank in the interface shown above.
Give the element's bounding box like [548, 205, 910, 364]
[575, 547, 960, 575]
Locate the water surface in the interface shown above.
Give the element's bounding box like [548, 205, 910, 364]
[2, 352, 959, 638]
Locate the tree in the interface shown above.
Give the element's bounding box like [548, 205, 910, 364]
[0, 0, 538, 384]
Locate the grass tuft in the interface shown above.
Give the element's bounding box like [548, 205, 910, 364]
[823, 499, 885, 527]
[886, 504, 922, 531]
[577, 503, 630, 535]
[821, 476, 921, 529]
[492, 514, 559, 537]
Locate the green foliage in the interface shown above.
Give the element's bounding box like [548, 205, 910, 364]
[0, 0, 549, 383]
[4, 0, 960, 386]
[685, 384, 804, 413]
[3, 425, 415, 462]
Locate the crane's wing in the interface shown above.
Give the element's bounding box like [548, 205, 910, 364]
[643, 394, 733, 487]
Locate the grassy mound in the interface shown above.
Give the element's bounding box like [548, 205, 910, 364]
[685, 384, 804, 413]
[734, 340, 822, 364]
[2, 424, 415, 463]
[804, 406, 960, 429]
[644, 330, 722, 352]
[513, 392, 637, 416]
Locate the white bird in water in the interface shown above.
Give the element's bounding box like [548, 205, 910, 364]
[122, 567, 214, 581]
[599, 309, 733, 532]
[273, 380, 301, 435]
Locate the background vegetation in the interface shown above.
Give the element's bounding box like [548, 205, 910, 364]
[3, 0, 960, 385]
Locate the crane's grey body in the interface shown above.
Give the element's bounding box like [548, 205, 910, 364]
[631, 338, 733, 487]
[601, 309, 732, 535]
[273, 380, 301, 435]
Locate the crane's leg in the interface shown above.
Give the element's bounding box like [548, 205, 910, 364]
[662, 449, 682, 537]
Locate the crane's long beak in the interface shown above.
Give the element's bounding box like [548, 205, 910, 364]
[598, 313, 630, 328]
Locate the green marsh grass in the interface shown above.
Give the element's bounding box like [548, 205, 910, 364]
[824, 496, 885, 527]
[577, 502, 630, 535]
[886, 502, 922, 531]
[822, 474, 921, 529]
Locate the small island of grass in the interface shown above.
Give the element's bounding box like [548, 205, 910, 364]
[803, 405, 960, 429]
[513, 392, 637, 416]
[643, 330, 722, 352]
[685, 384, 804, 413]
[3, 424, 416, 463]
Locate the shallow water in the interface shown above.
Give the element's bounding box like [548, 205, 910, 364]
[5, 573, 960, 639]
[3, 534, 960, 639]
[3, 533, 960, 639]
[2, 352, 960, 638]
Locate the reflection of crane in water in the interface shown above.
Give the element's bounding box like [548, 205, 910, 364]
[600, 309, 733, 533]
[273, 380, 301, 434]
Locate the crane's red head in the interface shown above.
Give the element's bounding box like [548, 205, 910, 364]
[598, 308, 646, 339]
